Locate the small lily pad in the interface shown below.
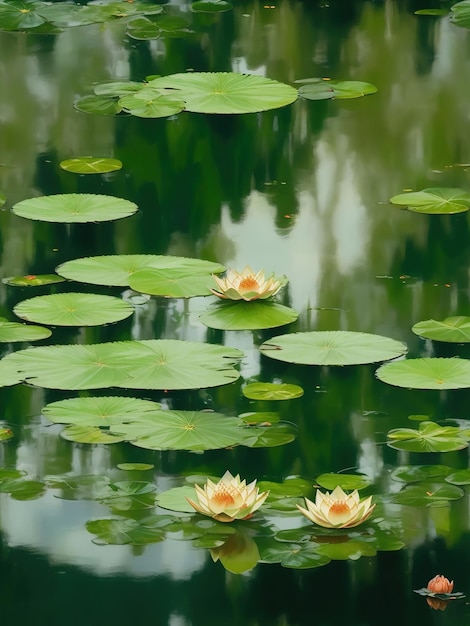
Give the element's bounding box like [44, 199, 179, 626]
[445, 469, 470, 485]
[117, 463, 155, 471]
[391, 465, 452, 483]
[260, 331, 407, 366]
[415, 8, 447, 15]
[0, 319, 51, 342]
[60, 425, 127, 444]
[387, 421, 470, 452]
[190, 0, 233, 12]
[376, 357, 470, 389]
[297, 79, 377, 101]
[315, 473, 371, 491]
[389, 188, 470, 214]
[14, 293, 134, 326]
[74, 95, 123, 116]
[200, 300, 298, 330]
[412, 317, 470, 342]
[390, 482, 464, 507]
[12, 193, 137, 223]
[156, 485, 200, 513]
[126, 16, 162, 39]
[118, 89, 186, 118]
[43, 396, 161, 426]
[3, 274, 65, 287]
[59, 157, 123, 174]
[242, 382, 304, 401]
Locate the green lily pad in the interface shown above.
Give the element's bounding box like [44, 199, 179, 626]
[3, 274, 65, 287]
[451, 1, 470, 28]
[315, 473, 371, 491]
[257, 538, 331, 569]
[389, 188, 470, 214]
[315, 540, 377, 561]
[147, 72, 298, 114]
[242, 422, 297, 448]
[200, 300, 298, 330]
[61, 426, 127, 444]
[297, 79, 377, 101]
[12, 193, 137, 223]
[242, 382, 304, 401]
[110, 410, 248, 451]
[59, 157, 123, 174]
[94, 81, 143, 97]
[445, 469, 470, 485]
[0, 0, 46, 30]
[126, 16, 162, 39]
[74, 95, 122, 116]
[86, 517, 171, 545]
[415, 8, 447, 15]
[260, 331, 407, 366]
[0, 478, 45, 500]
[0, 339, 242, 390]
[391, 465, 452, 483]
[376, 357, 470, 389]
[0, 319, 51, 342]
[43, 396, 161, 426]
[13, 293, 134, 326]
[239, 412, 281, 424]
[117, 463, 154, 471]
[118, 89, 186, 118]
[390, 482, 464, 507]
[0, 358, 26, 387]
[156, 485, 200, 513]
[190, 0, 233, 12]
[46, 474, 111, 500]
[387, 421, 470, 452]
[56, 254, 224, 287]
[412, 317, 470, 342]
[129, 268, 215, 297]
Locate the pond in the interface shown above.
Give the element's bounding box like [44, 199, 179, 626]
[2, 0, 470, 623]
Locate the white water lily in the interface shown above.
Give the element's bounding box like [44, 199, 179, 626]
[186, 470, 269, 522]
[297, 486, 375, 528]
[211, 266, 285, 301]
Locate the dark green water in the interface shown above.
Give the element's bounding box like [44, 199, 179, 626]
[2, 0, 470, 624]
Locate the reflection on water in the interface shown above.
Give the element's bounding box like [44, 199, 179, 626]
[2, 1, 470, 624]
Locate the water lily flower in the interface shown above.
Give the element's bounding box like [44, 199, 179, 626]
[297, 485, 375, 528]
[211, 266, 285, 301]
[427, 575, 454, 594]
[186, 470, 269, 522]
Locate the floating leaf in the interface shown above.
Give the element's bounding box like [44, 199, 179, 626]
[390, 482, 464, 507]
[0, 319, 51, 342]
[12, 193, 137, 223]
[56, 254, 224, 287]
[117, 463, 154, 471]
[94, 81, 143, 97]
[110, 410, 248, 451]
[389, 188, 470, 214]
[387, 421, 470, 452]
[129, 267, 215, 297]
[59, 157, 122, 174]
[412, 316, 470, 343]
[260, 331, 407, 366]
[118, 89, 186, 118]
[43, 396, 161, 426]
[200, 300, 298, 330]
[14, 293, 134, 326]
[0, 339, 242, 390]
[0, 358, 26, 387]
[415, 8, 447, 15]
[0, 1, 46, 30]
[74, 95, 122, 116]
[257, 538, 331, 569]
[391, 465, 452, 483]
[445, 469, 470, 485]
[190, 0, 233, 12]
[156, 485, 202, 513]
[86, 517, 171, 545]
[451, 1, 470, 28]
[60, 425, 127, 444]
[315, 540, 377, 561]
[297, 79, 377, 101]
[315, 473, 371, 491]
[376, 358, 470, 389]
[239, 412, 280, 424]
[147, 72, 298, 114]
[243, 422, 297, 448]
[46, 474, 111, 500]
[126, 15, 162, 39]
[3, 274, 65, 287]
[242, 382, 304, 401]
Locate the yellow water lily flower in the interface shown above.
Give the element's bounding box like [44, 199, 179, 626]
[297, 485, 375, 528]
[186, 470, 269, 522]
[211, 266, 285, 301]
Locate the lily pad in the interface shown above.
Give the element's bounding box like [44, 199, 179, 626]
[260, 331, 407, 366]
[60, 425, 127, 444]
[242, 382, 304, 401]
[376, 358, 470, 389]
[0, 319, 51, 342]
[12, 193, 137, 223]
[387, 421, 470, 452]
[445, 469, 470, 485]
[391, 465, 452, 483]
[43, 396, 162, 426]
[94, 81, 143, 97]
[0, 358, 26, 387]
[86, 517, 171, 545]
[415, 8, 447, 15]
[3, 274, 65, 287]
[156, 485, 201, 513]
[451, 1, 470, 28]
[118, 89, 186, 118]
[126, 16, 162, 39]
[147, 72, 298, 114]
[389, 188, 470, 214]
[315, 473, 371, 491]
[13, 293, 134, 326]
[59, 157, 123, 174]
[242, 422, 297, 448]
[390, 482, 464, 507]
[128, 267, 216, 297]
[257, 538, 331, 569]
[110, 410, 249, 451]
[297, 79, 377, 101]
[74, 95, 122, 116]
[412, 317, 470, 343]
[0, 339, 242, 390]
[190, 0, 233, 12]
[117, 463, 154, 471]
[200, 300, 298, 330]
[0, 478, 45, 500]
[56, 254, 224, 287]
[0, 0, 46, 30]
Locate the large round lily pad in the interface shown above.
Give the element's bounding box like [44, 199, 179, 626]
[0, 318, 51, 342]
[13, 293, 134, 326]
[43, 396, 162, 426]
[147, 72, 298, 114]
[12, 193, 138, 223]
[0, 339, 242, 390]
[259, 331, 407, 366]
[389, 188, 470, 214]
[376, 358, 470, 389]
[200, 301, 298, 330]
[412, 317, 470, 343]
[56, 254, 224, 287]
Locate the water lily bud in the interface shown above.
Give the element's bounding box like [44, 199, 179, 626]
[427, 575, 454, 594]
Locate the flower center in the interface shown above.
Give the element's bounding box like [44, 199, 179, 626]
[329, 501, 350, 516]
[211, 486, 237, 508]
[238, 276, 259, 291]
